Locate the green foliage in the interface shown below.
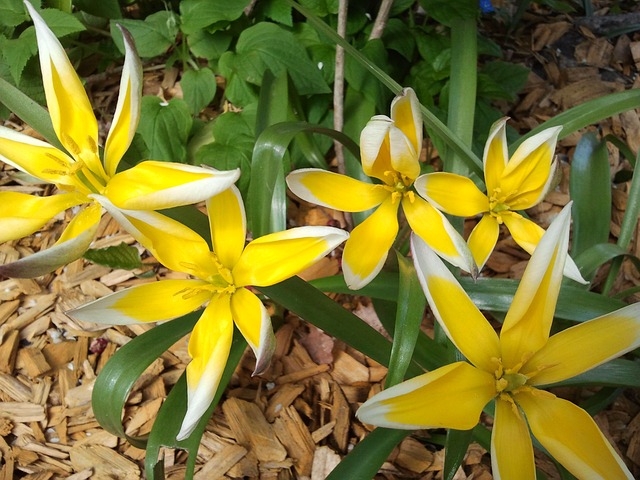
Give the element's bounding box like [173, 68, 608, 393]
[179, 0, 250, 34]
[139, 96, 192, 163]
[110, 11, 178, 58]
[180, 67, 217, 114]
[83, 242, 144, 270]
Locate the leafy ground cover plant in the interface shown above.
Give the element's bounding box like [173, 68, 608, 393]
[1, 1, 640, 479]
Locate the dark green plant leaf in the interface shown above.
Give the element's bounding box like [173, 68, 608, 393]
[181, 67, 217, 114]
[385, 252, 425, 388]
[74, 0, 122, 19]
[570, 132, 611, 259]
[574, 243, 640, 280]
[92, 312, 199, 448]
[139, 96, 192, 163]
[550, 358, 640, 388]
[0, 0, 27, 27]
[83, 242, 143, 270]
[261, 0, 293, 26]
[228, 22, 330, 95]
[381, 18, 415, 61]
[110, 11, 178, 58]
[444, 429, 474, 480]
[326, 428, 410, 480]
[344, 39, 389, 111]
[419, 0, 478, 26]
[1, 31, 36, 84]
[179, 0, 251, 34]
[187, 29, 232, 62]
[39, 7, 86, 36]
[478, 60, 529, 101]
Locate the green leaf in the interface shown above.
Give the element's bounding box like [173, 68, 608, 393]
[385, 252, 425, 388]
[419, 0, 478, 25]
[92, 312, 199, 448]
[83, 242, 143, 270]
[478, 60, 529, 101]
[39, 7, 85, 36]
[326, 428, 410, 480]
[551, 358, 640, 388]
[444, 429, 474, 480]
[1, 31, 36, 84]
[260, 0, 293, 26]
[344, 39, 389, 111]
[110, 11, 178, 58]
[139, 96, 192, 163]
[180, 0, 251, 34]
[187, 29, 232, 61]
[570, 132, 611, 259]
[381, 18, 415, 61]
[73, 0, 122, 19]
[574, 243, 640, 280]
[0, 0, 27, 27]
[181, 67, 217, 114]
[230, 22, 330, 95]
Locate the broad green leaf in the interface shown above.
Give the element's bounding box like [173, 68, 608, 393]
[419, 0, 478, 26]
[570, 132, 611, 259]
[110, 11, 178, 58]
[381, 18, 415, 61]
[74, 0, 121, 19]
[1, 31, 36, 84]
[181, 68, 217, 114]
[187, 29, 232, 61]
[385, 252, 425, 388]
[344, 39, 389, 111]
[230, 22, 330, 95]
[261, 0, 293, 26]
[298, 0, 338, 16]
[0, 0, 27, 27]
[39, 7, 85, 36]
[179, 0, 251, 34]
[83, 242, 143, 270]
[444, 429, 474, 480]
[145, 330, 247, 480]
[92, 312, 199, 448]
[326, 428, 410, 480]
[478, 60, 529, 101]
[139, 96, 192, 163]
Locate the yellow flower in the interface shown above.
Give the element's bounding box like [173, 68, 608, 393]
[286, 88, 475, 290]
[0, 3, 239, 277]
[414, 117, 584, 282]
[357, 203, 638, 479]
[68, 186, 348, 440]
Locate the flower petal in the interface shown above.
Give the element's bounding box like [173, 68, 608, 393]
[0, 202, 100, 278]
[501, 126, 562, 209]
[360, 116, 394, 183]
[483, 117, 509, 194]
[390, 87, 422, 163]
[233, 226, 348, 287]
[341, 197, 398, 290]
[403, 195, 477, 275]
[525, 302, 640, 386]
[414, 172, 488, 216]
[66, 279, 211, 325]
[388, 124, 420, 181]
[178, 296, 234, 440]
[25, 2, 105, 181]
[491, 397, 535, 480]
[0, 191, 85, 243]
[104, 162, 240, 210]
[411, 234, 500, 371]
[93, 194, 217, 278]
[515, 391, 633, 479]
[0, 126, 80, 188]
[286, 169, 387, 212]
[356, 362, 495, 430]
[500, 203, 571, 368]
[230, 287, 275, 375]
[207, 185, 246, 270]
[103, 26, 142, 177]
[467, 214, 499, 270]
[502, 213, 587, 284]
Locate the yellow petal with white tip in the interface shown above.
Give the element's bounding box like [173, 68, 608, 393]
[414, 172, 488, 216]
[360, 116, 394, 183]
[525, 302, 640, 386]
[403, 195, 477, 275]
[342, 196, 398, 290]
[356, 362, 495, 430]
[230, 287, 275, 375]
[0, 191, 85, 243]
[24, 2, 105, 182]
[390, 87, 422, 160]
[388, 124, 420, 181]
[104, 162, 240, 210]
[411, 234, 500, 372]
[207, 185, 246, 270]
[515, 391, 633, 479]
[0, 126, 81, 188]
[233, 226, 348, 287]
[0, 202, 100, 278]
[491, 397, 535, 480]
[286, 169, 387, 212]
[103, 26, 142, 177]
[178, 296, 234, 440]
[483, 117, 509, 194]
[500, 203, 571, 368]
[66, 279, 211, 325]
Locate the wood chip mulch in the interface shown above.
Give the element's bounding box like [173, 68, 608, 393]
[2, 2, 640, 478]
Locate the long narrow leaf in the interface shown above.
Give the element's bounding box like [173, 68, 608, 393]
[574, 243, 640, 279]
[92, 313, 199, 448]
[444, 429, 474, 480]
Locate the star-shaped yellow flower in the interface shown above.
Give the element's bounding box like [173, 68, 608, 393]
[0, 3, 239, 277]
[357, 204, 638, 479]
[287, 88, 475, 289]
[414, 117, 584, 282]
[68, 186, 348, 440]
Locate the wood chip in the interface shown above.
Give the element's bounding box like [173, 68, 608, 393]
[69, 445, 140, 480]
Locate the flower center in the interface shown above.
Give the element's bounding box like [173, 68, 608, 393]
[492, 357, 531, 396]
[381, 170, 414, 204]
[488, 188, 513, 224]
